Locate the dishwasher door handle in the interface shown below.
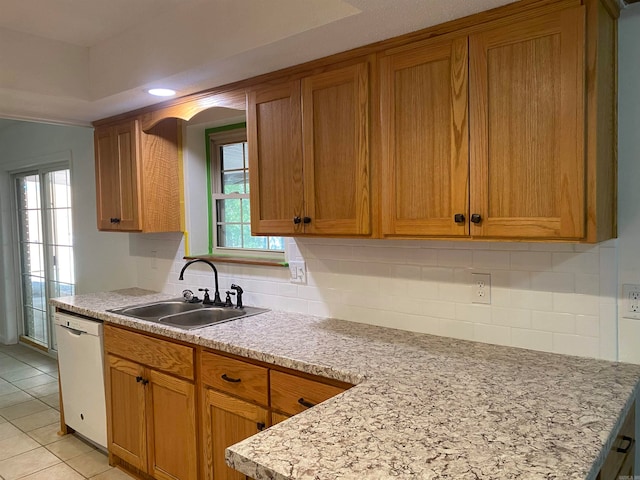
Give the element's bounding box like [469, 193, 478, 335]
[60, 325, 85, 336]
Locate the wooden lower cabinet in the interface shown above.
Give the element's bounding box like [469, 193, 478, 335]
[105, 326, 351, 480]
[107, 355, 147, 470]
[597, 402, 636, 480]
[105, 353, 198, 480]
[202, 388, 268, 480]
[147, 369, 198, 480]
[104, 325, 197, 480]
[271, 411, 291, 425]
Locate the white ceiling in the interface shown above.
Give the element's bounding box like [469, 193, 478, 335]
[0, 0, 521, 126]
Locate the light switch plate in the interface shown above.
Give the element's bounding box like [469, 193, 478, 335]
[289, 261, 307, 284]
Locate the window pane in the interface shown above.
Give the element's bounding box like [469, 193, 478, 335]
[50, 281, 74, 298]
[217, 224, 242, 248]
[20, 209, 43, 244]
[222, 171, 246, 194]
[216, 199, 242, 223]
[18, 175, 41, 209]
[242, 225, 267, 249]
[48, 170, 71, 208]
[22, 242, 45, 277]
[24, 275, 46, 311]
[52, 209, 73, 246]
[53, 245, 75, 284]
[241, 198, 251, 223]
[221, 143, 245, 171]
[268, 237, 285, 251]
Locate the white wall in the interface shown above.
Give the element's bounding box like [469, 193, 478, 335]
[0, 120, 136, 344]
[617, 5, 640, 363]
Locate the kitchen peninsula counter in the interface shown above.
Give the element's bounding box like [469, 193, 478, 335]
[52, 288, 640, 479]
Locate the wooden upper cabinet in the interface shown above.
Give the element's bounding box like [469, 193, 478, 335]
[95, 120, 141, 231]
[469, 7, 586, 239]
[94, 117, 181, 233]
[380, 37, 469, 237]
[247, 81, 303, 236]
[302, 62, 370, 235]
[248, 61, 371, 236]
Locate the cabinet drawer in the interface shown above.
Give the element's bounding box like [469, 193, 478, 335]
[104, 325, 194, 380]
[200, 351, 268, 406]
[270, 370, 347, 416]
[599, 402, 635, 480]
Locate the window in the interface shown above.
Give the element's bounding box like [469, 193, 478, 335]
[208, 124, 284, 256]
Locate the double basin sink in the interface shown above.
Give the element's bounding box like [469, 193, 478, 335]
[107, 299, 268, 330]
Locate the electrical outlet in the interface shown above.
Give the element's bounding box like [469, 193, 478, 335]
[289, 261, 307, 284]
[472, 273, 491, 305]
[623, 284, 640, 319]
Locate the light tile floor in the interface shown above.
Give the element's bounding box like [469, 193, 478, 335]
[0, 343, 134, 480]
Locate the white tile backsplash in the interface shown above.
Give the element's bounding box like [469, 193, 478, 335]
[152, 236, 619, 362]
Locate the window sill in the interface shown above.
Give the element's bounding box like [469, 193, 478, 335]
[184, 254, 287, 267]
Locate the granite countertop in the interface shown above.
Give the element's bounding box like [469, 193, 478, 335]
[52, 288, 640, 480]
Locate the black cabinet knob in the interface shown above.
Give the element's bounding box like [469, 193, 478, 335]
[256, 422, 266, 431]
[470, 214, 482, 224]
[454, 214, 465, 223]
[293, 216, 302, 224]
[303, 217, 311, 224]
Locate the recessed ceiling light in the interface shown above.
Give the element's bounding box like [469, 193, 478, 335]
[148, 88, 176, 97]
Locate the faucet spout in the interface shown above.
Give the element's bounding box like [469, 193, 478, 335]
[178, 259, 222, 305]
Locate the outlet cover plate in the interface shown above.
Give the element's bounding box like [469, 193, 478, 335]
[622, 284, 640, 319]
[472, 273, 491, 305]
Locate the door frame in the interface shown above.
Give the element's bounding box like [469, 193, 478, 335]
[10, 157, 73, 353]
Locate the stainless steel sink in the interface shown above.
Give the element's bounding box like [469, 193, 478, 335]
[117, 301, 203, 319]
[107, 299, 269, 330]
[158, 307, 245, 329]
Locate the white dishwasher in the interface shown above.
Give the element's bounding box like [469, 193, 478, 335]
[54, 311, 107, 449]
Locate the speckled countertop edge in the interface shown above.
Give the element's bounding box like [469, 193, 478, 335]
[52, 289, 640, 480]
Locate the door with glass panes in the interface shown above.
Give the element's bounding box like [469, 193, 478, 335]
[14, 166, 74, 351]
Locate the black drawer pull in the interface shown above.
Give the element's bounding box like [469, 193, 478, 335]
[221, 373, 241, 383]
[298, 398, 316, 409]
[136, 376, 143, 383]
[617, 435, 634, 453]
[470, 214, 482, 224]
[256, 422, 266, 431]
[454, 213, 465, 223]
[293, 216, 302, 224]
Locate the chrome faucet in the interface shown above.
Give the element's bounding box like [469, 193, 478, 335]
[178, 259, 223, 305]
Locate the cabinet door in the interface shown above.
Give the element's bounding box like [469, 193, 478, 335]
[94, 120, 141, 231]
[247, 82, 303, 235]
[469, 7, 585, 239]
[113, 120, 142, 231]
[95, 126, 121, 230]
[271, 411, 291, 425]
[105, 355, 147, 471]
[380, 37, 469, 237]
[202, 388, 269, 480]
[146, 369, 198, 480]
[302, 62, 370, 235]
